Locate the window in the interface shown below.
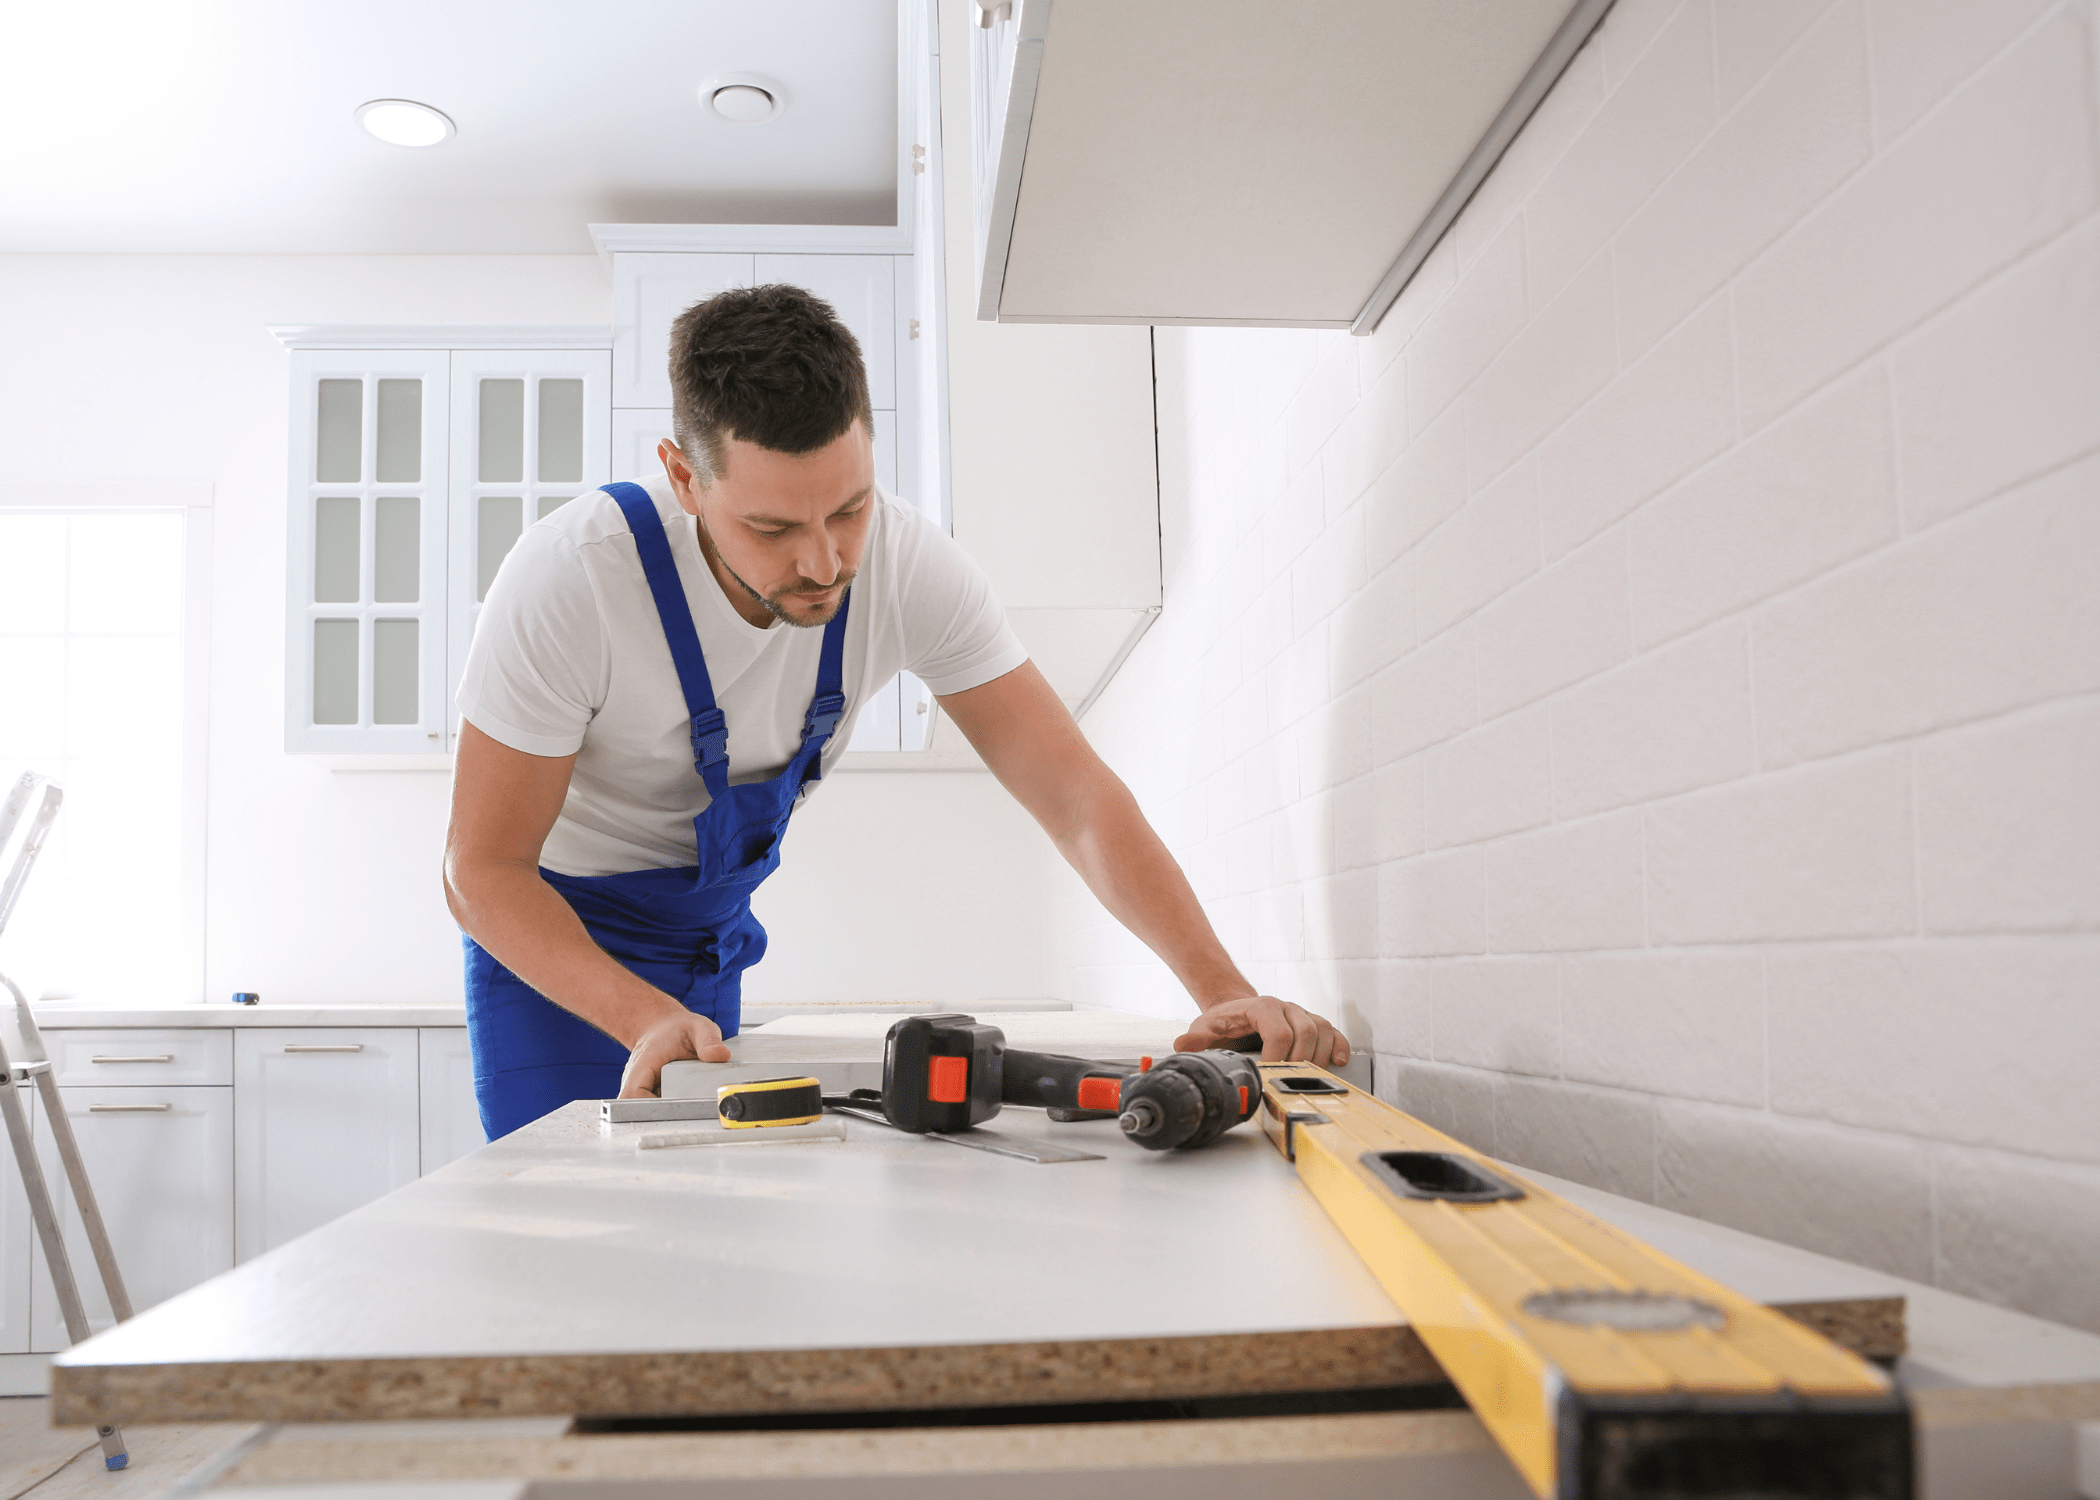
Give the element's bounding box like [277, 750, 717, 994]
[0, 486, 211, 1003]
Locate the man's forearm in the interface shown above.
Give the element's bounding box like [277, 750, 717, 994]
[445, 858, 681, 1046]
[1048, 775, 1255, 1011]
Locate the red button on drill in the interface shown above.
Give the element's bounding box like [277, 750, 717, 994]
[1076, 1076, 1120, 1111]
[926, 1054, 969, 1104]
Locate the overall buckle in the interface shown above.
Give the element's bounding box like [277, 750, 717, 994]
[803, 691, 847, 740]
[689, 707, 728, 774]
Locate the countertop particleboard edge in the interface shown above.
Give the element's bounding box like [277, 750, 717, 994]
[53, 1327, 1444, 1427]
[51, 1300, 1909, 1430]
[219, 1409, 1500, 1485]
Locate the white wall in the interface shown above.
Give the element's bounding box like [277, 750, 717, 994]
[1051, 0, 2100, 1332]
[0, 254, 1050, 1011]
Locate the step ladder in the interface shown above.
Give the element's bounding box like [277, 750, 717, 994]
[0, 772, 132, 1471]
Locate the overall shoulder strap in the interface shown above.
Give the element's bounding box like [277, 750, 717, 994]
[801, 592, 853, 751]
[605, 482, 729, 797]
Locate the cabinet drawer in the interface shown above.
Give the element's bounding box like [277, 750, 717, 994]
[42, 1029, 232, 1087]
[29, 1084, 235, 1351]
[234, 1029, 422, 1260]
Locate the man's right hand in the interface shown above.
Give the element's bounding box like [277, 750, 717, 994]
[618, 1006, 734, 1098]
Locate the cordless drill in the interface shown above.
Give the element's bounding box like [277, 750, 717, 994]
[877, 1013, 1260, 1151]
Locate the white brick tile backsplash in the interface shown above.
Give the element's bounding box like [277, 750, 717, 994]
[1321, 359, 1407, 521]
[1614, 0, 1872, 360]
[1893, 218, 2100, 529]
[1428, 955, 1561, 1075]
[1315, 868, 1380, 962]
[1525, 0, 1715, 309]
[1372, 755, 1428, 865]
[1330, 560, 1415, 694]
[1537, 295, 1735, 562]
[1379, 847, 1487, 958]
[1915, 703, 2100, 934]
[1406, 218, 1529, 437]
[1495, 1076, 1658, 1202]
[1733, 11, 2098, 428]
[1486, 810, 1646, 953]
[1371, 624, 1477, 757]
[1864, 0, 2062, 143]
[1260, 456, 1327, 583]
[1317, 683, 1375, 789]
[1656, 1100, 1936, 1280]
[1630, 366, 1895, 650]
[1561, 949, 1766, 1106]
[1464, 256, 1620, 490]
[1551, 621, 1755, 819]
[1933, 1144, 2100, 1334]
[1415, 459, 1541, 640]
[1767, 940, 2100, 1163]
[1448, 40, 1606, 275]
[1753, 454, 2100, 767]
[1715, 0, 1841, 108]
[1474, 527, 1632, 720]
[1644, 750, 1914, 943]
[1597, 0, 1690, 93]
[1424, 705, 1553, 850]
[1285, 334, 1359, 479]
[1359, 241, 1456, 389]
[1059, 4, 2100, 1332]
[1290, 509, 1365, 637]
[1366, 399, 1467, 572]
[1379, 1057, 1498, 1151]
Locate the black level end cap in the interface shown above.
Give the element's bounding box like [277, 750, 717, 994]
[1556, 1388, 1913, 1499]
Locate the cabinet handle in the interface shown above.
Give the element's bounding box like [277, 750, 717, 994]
[90, 1055, 176, 1065]
[88, 1103, 173, 1113]
[283, 1044, 363, 1054]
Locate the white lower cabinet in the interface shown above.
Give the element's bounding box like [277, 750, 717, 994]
[233, 1029, 421, 1261]
[29, 1085, 234, 1351]
[1, 1024, 482, 1355]
[1, 1089, 30, 1354]
[418, 1028, 484, 1174]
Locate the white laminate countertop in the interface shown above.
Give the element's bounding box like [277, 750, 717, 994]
[32, 1002, 470, 1029]
[29, 998, 1079, 1031]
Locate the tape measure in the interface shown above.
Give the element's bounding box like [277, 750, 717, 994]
[1256, 1063, 1912, 1498]
[715, 1076, 823, 1128]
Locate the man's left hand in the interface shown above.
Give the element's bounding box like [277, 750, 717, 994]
[1174, 996, 1350, 1067]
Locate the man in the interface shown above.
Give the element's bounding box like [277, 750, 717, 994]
[444, 285, 1346, 1139]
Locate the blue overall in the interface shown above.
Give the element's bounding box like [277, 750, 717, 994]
[462, 481, 851, 1140]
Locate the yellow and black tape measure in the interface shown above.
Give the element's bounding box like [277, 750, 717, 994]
[715, 1075, 824, 1128]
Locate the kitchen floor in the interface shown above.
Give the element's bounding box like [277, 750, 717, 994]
[0, 1398, 253, 1500]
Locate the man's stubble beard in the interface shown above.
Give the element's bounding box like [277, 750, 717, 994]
[698, 512, 855, 629]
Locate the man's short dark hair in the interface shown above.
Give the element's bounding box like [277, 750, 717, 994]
[666, 284, 874, 486]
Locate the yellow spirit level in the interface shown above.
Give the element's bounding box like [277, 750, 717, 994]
[715, 1075, 824, 1128]
[1259, 1064, 1911, 1499]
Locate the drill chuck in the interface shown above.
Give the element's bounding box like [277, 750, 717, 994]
[1115, 1049, 1263, 1151]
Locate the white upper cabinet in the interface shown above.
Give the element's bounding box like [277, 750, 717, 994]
[284, 350, 451, 755]
[970, 0, 1609, 335]
[278, 333, 613, 757]
[446, 349, 612, 706]
[611, 253, 754, 409]
[752, 254, 898, 411]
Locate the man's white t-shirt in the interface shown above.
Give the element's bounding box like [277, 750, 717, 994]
[456, 476, 1026, 878]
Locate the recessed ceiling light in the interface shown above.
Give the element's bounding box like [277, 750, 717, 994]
[355, 99, 456, 148]
[701, 75, 787, 124]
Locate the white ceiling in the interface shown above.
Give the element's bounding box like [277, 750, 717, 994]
[0, 1, 899, 254]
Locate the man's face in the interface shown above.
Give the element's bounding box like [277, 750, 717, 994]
[660, 422, 874, 629]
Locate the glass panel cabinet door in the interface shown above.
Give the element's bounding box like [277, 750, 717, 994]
[284, 350, 450, 754]
[446, 350, 612, 729]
